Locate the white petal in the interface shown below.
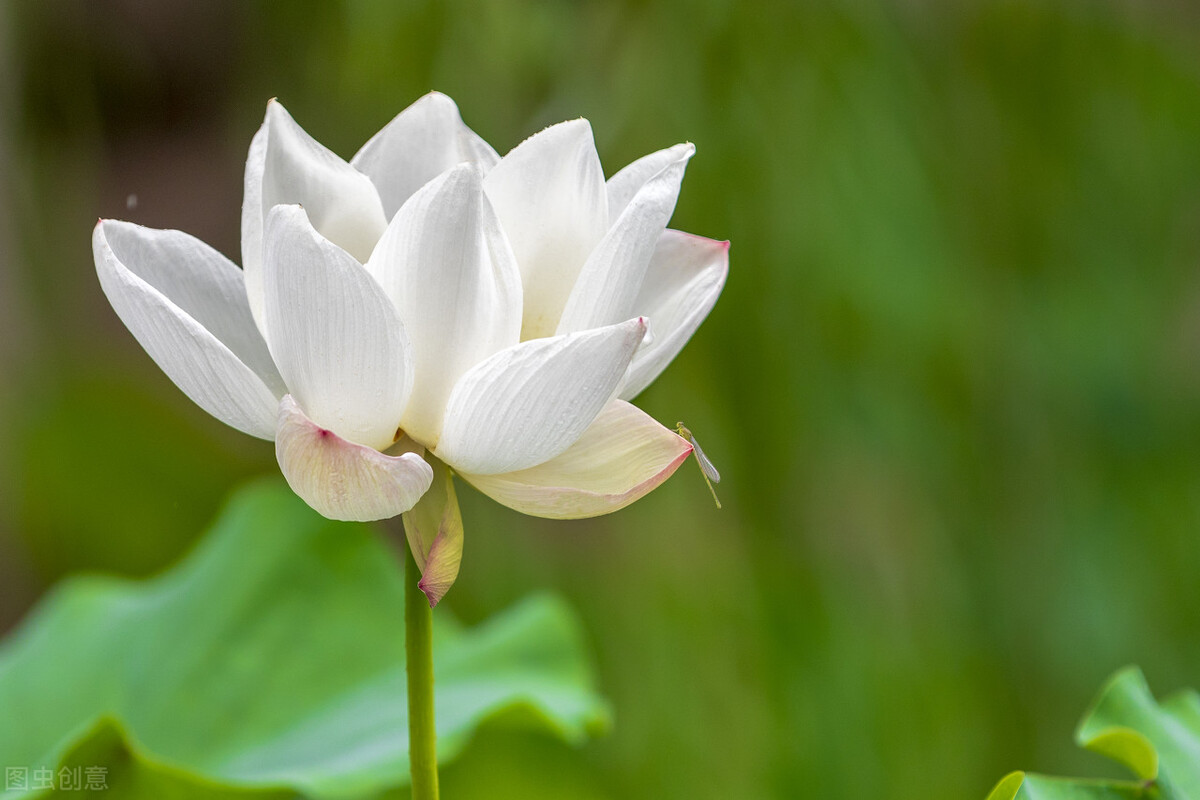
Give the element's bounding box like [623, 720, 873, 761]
[435, 317, 647, 474]
[620, 230, 729, 400]
[461, 400, 691, 519]
[556, 144, 693, 334]
[98, 220, 285, 396]
[483, 119, 608, 339]
[242, 100, 387, 333]
[606, 143, 695, 221]
[351, 91, 500, 220]
[263, 206, 412, 451]
[276, 395, 433, 521]
[93, 221, 280, 439]
[366, 164, 521, 445]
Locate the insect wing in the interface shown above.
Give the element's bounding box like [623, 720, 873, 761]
[689, 435, 721, 484]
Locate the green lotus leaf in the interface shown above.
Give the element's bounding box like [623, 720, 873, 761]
[987, 667, 1200, 799]
[0, 479, 610, 799]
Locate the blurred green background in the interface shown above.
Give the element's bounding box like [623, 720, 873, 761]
[3, 0, 1200, 797]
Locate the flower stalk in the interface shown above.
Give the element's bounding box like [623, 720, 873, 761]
[405, 543, 439, 798]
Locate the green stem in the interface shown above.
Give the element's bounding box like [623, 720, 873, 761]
[405, 546, 439, 799]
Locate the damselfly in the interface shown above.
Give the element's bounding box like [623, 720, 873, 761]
[675, 422, 721, 509]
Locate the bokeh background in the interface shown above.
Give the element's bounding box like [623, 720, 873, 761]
[3, 1, 1200, 797]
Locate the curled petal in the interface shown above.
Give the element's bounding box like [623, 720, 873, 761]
[605, 142, 696, 223]
[401, 457, 464, 607]
[263, 205, 412, 450]
[620, 230, 729, 400]
[557, 144, 694, 334]
[93, 220, 280, 439]
[352, 91, 500, 219]
[435, 318, 647, 475]
[276, 395, 433, 522]
[242, 100, 387, 333]
[483, 119, 608, 339]
[461, 400, 691, 519]
[366, 164, 522, 445]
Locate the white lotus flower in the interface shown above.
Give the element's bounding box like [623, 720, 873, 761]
[93, 93, 727, 604]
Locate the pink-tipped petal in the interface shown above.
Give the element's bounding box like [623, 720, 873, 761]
[461, 400, 692, 519]
[620, 229, 729, 400]
[275, 395, 433, 522]
[401, 457, 464, 607]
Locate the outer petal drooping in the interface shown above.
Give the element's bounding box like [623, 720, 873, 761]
[276, 396, 433, 521]
[93, 221, 282, 439]
[460, 400, 692, 519]
[435, 318, 647, 475]
[352, 91, 500, 220]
